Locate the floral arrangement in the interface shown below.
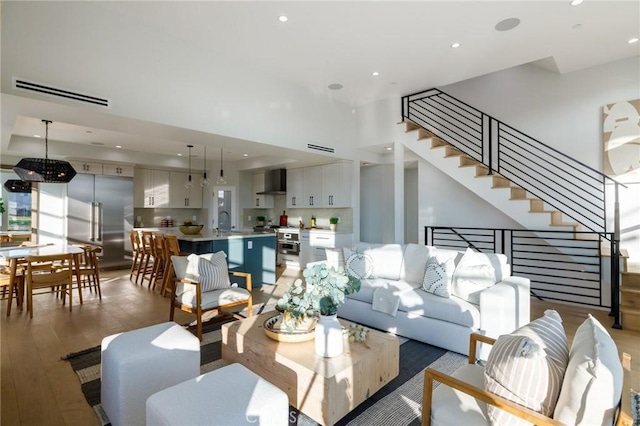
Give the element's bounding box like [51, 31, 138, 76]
[276, 263, 361, 329]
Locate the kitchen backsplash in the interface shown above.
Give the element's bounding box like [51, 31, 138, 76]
[242, 196, 353, 231]
[134, 208, 207, 228]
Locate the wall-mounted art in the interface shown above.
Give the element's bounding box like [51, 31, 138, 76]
[603, 99, 640, 183]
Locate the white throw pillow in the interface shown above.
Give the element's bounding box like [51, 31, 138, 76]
[422, 256, 455, 298]
[485, 309, 569, 425]
[451, 247, 496, 304]
[186, 252, 231, 292]
[553, 315, 623, 426]
[343, 247, 374, 279]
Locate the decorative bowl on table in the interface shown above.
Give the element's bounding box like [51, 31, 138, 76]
[179, 224, 203, 235]
[263, 314, 317, 343]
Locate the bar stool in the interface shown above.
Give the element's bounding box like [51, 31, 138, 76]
[139, 231, 155, 286]
[129, 231, 144, 283]
[150, 233, 167, 291]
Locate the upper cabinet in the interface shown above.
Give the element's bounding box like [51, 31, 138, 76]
[287, 162, 352, 208]
[321, 162, 352, 207]
[286, 168, 304, 208]
[70, 160, 134, 177]
[103, 164, 134, 177]
[170, 171, 203, 208]
[134, 169, 170, 208]
[251, 172, 274, 209]
[69, 161, 103, 175]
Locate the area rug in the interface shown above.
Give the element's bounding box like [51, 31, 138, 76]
[63, 313, 467, 426]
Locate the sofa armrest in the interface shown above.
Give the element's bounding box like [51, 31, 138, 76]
[480, 276, 530, 338]
[422, 367, 563, 426]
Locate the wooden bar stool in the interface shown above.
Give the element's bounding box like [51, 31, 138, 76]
[129, 231, 144, 283]
[139, 231, 155, 286]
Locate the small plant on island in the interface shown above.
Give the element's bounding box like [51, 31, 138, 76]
[329, 217, 339, 225]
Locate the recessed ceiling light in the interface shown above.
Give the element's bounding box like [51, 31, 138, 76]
[328, 83, 343, 90]
[385, 146, 393, 151]
[33, 134, 41, 138]
[451, 42, 461, 48]
[495, 17, 520, 32]
[372, 71, 380, 76]
[115, 145, 122, 149]
[628, 37, 639, 44]
[177, 153, 183, 156]
[570, 0, 583, 6]
[278, 15, 288, 22]
[243, 153, 249, 157]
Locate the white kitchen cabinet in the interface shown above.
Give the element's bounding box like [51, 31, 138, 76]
[287, 162, 353, 208]
[69, 160, 103, 175]
[103, 163, 134, 177]
[321, 162, 352, 207]
[251, 172, 274, 208]
[170, 171, 203, 208]
[286, 168, 304, 208]
[135, 169, 170, 208]
[298, 231, 311, 268]
[299, 231, 353, 268]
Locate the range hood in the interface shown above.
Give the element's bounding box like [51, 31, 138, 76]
[256, 169, 287, 195]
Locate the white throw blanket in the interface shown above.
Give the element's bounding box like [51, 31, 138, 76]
[372, 288, 401, 317]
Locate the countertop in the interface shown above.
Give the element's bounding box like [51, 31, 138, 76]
[277, 227, 352, 235]
[134, 227, 276, 242]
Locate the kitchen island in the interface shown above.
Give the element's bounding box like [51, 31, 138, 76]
[136, 228, 276, 287]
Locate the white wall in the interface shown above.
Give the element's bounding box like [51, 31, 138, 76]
[404, 168, 418, 244]
[360, 164, 395, 243]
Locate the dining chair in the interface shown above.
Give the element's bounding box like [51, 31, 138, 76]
[73, 245, 102, 298]
[25, 253, 74, 318]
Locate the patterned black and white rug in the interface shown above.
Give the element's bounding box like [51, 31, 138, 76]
[63, 310, 466, 426]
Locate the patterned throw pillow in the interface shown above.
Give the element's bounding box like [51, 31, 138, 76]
[451, 247, 496, 304]
[343, 248, 374, 279]
[422, 256, 455, 298]
[187, 252, 231, 292]
[484, 309, 569, 425]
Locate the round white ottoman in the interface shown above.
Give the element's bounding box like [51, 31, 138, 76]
[146, 363, 289, 426]
[101, 321, 200, 426]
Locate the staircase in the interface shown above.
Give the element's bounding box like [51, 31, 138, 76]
[401, 88, 629, 328]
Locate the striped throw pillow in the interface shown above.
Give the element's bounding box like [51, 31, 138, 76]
[484, 309, 569, 425]
[187, 252, 231, 292]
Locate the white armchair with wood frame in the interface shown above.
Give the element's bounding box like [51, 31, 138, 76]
[169, 252, 252, 340]
[423, 314, 629, 426]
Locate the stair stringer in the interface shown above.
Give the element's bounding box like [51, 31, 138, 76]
[400, 132, 573, 232]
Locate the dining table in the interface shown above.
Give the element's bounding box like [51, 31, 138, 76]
[0, 243, 86, 316]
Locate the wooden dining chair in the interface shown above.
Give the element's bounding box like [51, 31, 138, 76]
[73, 245, 102, 299]
[25, 253, 74, 318]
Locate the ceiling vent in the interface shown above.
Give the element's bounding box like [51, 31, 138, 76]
[307, 143, 334, 154]
[13, 77, 111, 108]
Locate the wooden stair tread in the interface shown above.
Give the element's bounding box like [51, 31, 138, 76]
[620, 306, 640, 314]
[601, 247, 630, 258]
[621, 287, 640, 294]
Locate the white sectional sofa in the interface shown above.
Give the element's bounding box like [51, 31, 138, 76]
[330, 242, 531, 358]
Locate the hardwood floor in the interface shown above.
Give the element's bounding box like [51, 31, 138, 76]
[2, 267, 638, 425]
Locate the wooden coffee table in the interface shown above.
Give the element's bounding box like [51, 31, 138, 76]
[221, 311, 400, 425]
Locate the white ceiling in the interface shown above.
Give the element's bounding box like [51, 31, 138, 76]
[2, 0, 639, 168]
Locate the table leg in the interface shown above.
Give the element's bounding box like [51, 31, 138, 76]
[6, 259, 21, 316]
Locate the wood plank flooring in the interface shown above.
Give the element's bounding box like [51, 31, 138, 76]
[1, 266, 638, 425]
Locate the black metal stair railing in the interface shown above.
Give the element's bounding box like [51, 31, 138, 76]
[403, 89, 626, 327]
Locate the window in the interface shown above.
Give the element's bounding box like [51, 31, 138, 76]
[1, 169, 32, 231]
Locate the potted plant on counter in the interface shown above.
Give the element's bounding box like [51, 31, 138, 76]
[329, 217, 339, 231]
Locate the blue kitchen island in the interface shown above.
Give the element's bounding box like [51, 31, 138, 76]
[169, 230, 276, 288]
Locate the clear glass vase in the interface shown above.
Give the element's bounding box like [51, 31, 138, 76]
[314, 314, 343, 358]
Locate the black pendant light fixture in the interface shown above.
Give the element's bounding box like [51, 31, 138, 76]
[3, 179, 32, 193]
[216, 147, 227, 185]
[184, 144, 194, 188]
[200, 145, 209, 187]
[13, 120, 77, 183]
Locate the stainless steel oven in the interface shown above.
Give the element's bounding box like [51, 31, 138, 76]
[277, 231, 300, 255]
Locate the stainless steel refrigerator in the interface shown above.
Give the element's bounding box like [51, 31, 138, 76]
[67, 174, 133, 268]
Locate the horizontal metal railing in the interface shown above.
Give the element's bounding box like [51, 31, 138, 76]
[425, 226, 620, 328]
[402, 88, 625, 235]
